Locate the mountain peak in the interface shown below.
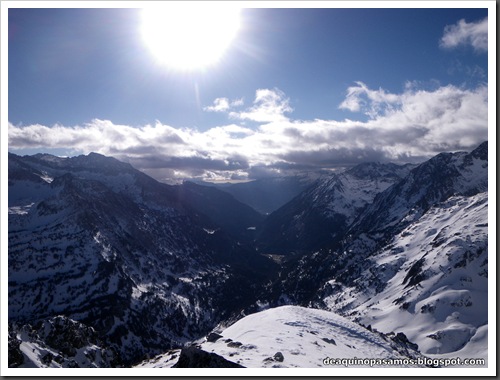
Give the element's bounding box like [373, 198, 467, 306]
[31, 153, 67, 164]
[469, 141, 487, 161]
[346, 161, 411, 180]
[68, 152, 133, 171]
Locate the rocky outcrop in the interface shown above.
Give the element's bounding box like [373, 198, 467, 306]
[8, 316, 118, 368]
[172, 346, 245, 368]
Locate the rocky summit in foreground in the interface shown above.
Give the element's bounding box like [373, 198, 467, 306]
[135, 305, 430, 368]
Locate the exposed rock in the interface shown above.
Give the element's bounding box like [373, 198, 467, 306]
[36, 316, 99, 357]
[264, 351, 285, 363]
[8, 317, 119, 368]
[172, 346, 245, 368]
[8, 328, 24, 367]
[393, 332, 419, 351]
[273, 351, 284, 362]
[322, 337, 337, 345]
[206, 332, 223, 343]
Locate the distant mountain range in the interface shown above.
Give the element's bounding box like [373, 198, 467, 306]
[8, 142, 488, 368]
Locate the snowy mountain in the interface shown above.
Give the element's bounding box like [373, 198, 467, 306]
[135, 305, 429, 368]
[258, 142, 488, 362]
[255, 162, 414, 255]
[7, 142, 489, 369]
[8, 152, 276, 365]
[321, 192, 488, 359]
[350, 141, 488, 238]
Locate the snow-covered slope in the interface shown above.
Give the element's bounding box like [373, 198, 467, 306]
[351, 142, 488, 237]
[8, 152, 275, 365]
[256, 162, 414, 255]
[256, 142, 488, 362]
[7, 142, 489, 369]
[135, 305, 428, 368]
[310, 144, 489, 363]
[322, 192, 488, 360]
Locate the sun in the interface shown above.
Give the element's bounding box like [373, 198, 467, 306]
[140, 5, 241, 71]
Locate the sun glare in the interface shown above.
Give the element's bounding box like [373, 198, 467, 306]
[140, 5, 241, 71]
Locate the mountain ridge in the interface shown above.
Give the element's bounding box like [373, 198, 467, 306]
[7, 142, 488, 367]
[8, 151, 277, 364]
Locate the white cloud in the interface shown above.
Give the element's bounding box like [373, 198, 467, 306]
[203, 97, 244, 112]
[337, 82, 488, 155]
[203, 97, 230, 112]
[9, 119, 187, 156]
[229, 88, 293, 123]
[440, 17, 488, 53]
[9, 83, 488, 182]
[230, 98, 244, 107]
[339, 81, 401, 118]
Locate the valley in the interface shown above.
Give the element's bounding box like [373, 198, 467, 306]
[7, 142, 489, 369]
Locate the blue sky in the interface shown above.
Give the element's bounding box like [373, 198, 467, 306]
[6, 3, 491, 182]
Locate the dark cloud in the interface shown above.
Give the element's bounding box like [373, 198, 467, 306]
[129, 154, 249, 171]
[279, 147, 388, 168]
